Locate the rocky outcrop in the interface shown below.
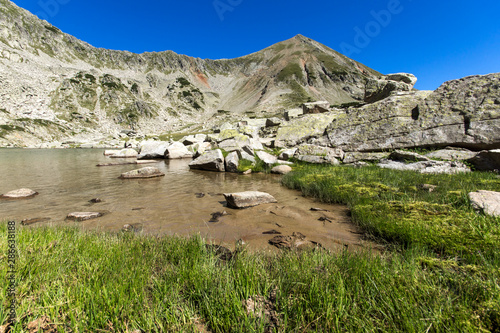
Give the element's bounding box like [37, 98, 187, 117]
[364, 73, 416, 103]
[224, 191, 277, 209]
[378, 160, 470, 174]
[468, 190, 500, 217]
[302, 101, 330, 114]
[119, 167, 165, 179]
[326, 73, 500, 152]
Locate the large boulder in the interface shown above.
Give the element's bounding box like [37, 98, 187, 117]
[468, 190, 500, 217]
[119, 167, 165, 179]
[255, 151, 278, 166]
[467, 149, 500, 171]
[138, 141, 170, 159]
[189, 149, 225, 172]
[276, 112, 337, 147]
[326, 73, 500, 151]
[225, 151, 240, 173]
[302, 101, 330, 114]
[224, 191, 277, 209]
[165, 142, 193, 159]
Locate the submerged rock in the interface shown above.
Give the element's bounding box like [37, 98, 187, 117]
[1, 188, 38, 199]
[119, 167, 165, 179]
[66, 212, 103, 221]
[224, 191, 277, 209]
[468, 190, 500, 217]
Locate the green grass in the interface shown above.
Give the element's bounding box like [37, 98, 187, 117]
[276, 63, 304, 83]
[1, 165, 499, 332]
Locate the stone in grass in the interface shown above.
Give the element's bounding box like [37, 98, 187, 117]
[224, 191, 277, 209]
[66, 212, 103, 221]
[0, 188, 38, 199]
[119, 167, 165, 179]
[271, 165, 292, 175]
[468, 190, 500, 217]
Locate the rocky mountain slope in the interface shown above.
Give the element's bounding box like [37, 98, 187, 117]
[0, 0, 413, 147]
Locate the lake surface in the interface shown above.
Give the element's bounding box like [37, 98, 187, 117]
[0, 149, 370, 251]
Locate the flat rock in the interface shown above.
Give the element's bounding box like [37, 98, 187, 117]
[255, 150, 278, 166]
[343, 152, 390, 164]
[271, 165, 292, 175]
[224, 191, 277, 209]
[103, 150, 121, 156]
[119, 167, 165, 179]
[389, 150, 430, 162]
[468, 190, 500, 217]
[189, 149, 225, 172]
[425, 149, 478, 161]
[378, 160, 470, 174]
[1, 188, 38, 199]
[66, 212, 103, 221]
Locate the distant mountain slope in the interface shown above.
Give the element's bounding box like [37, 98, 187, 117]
[0, 0, 389, 145]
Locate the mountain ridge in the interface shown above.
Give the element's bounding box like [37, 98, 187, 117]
[0, 0, 406, 147]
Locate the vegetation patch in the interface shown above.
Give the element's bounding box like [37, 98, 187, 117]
[277, 62, 304, 82]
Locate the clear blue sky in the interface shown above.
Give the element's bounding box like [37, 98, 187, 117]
[11, 0, 500, 90]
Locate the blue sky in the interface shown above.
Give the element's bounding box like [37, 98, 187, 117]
[11, 0, 500, 90]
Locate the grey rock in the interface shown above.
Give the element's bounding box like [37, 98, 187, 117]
[119, 167, 165, 179]
[467, 149, 500, 171]
[468, 190, 500, 217]
[378, 160, 470, 174]
[296, 144, 344, 160]
[224, 191, 277, 208]
[327, 74, 500, 151]
[189, 149, 225, 172]
[425, 149, 478, 161]
[302, 101, 330, 114]
[297, 155, 340, 165]
[137, 141, 169, 159]
[66, 212, 103, 221]
[109, 148, 138, 158]
[1, 188, 38, 199]
[343, 152, 390, 164]
[364, 77, 413, 103]
[266, 117, 282, 127]
[389, 150, 430, 162]
[284, 108, 303, 121]
[279, 148, 297, 160]
[255, 151, 278, 166]
[240, 151, 256, 163]
[276, 112, 337, 147]
[386, 73, 418, 87]
[271, 165, 292, 175]
[165, 142, 193, 159]
[225, 151, 240, 173]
